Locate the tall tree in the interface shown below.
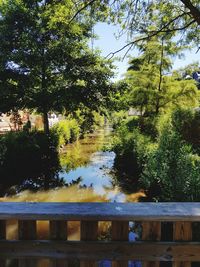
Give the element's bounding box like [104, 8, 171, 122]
[0, 0, 114, 133]
[124, 38, 198, 116]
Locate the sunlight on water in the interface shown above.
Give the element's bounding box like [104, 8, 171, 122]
[60, 151, 115, 194]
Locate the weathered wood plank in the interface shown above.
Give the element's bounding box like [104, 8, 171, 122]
[80, 221, 98, 267]
[173, 222, 192, 267]
[112, 221, 129, 267]
[1, 202, 200, 221]
[1, 240, 200, 261]
[50, 220, 68, 267]
[18, 220, 37, 267]
[0, 220, 6, 267]
[142, 221, 161, 267]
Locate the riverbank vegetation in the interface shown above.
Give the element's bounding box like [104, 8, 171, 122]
[0, 130, 62, 195]
[110, 35, 200, 201]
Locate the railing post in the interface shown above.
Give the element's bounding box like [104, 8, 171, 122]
[112, 221, 129, 267]
[50, 220, 68, 267]
[0, 220, 6, 267]
[173, 222, 192, 267]
[80, 220, 98, 267]
[18, 220, 37, 267]
[142, 221, 161, 267]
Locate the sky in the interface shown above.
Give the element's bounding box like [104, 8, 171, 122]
[93, 23, 200, 81]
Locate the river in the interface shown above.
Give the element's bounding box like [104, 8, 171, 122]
[1, 125, 141, 199]
[58, 126, 143, 202]
[59, 126, 116, 195]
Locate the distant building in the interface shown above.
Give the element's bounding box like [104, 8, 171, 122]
[0, 116, 11, 133]
[193, 71, 200, 81]
[128, 108, 143, 116]
[185, 74, 192, 80]
[48, 113, 59, 127]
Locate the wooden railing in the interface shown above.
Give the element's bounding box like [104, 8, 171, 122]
[0, 202, 200, 267]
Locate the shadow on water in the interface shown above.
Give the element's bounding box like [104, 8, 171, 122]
[0, 131, 65, 196]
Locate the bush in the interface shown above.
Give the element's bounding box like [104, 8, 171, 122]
[140, 119, 200, 201]
[51, 118, 80, 146]
[171, 107, 200, 153]
[0, 131, 63, 195]
[111, 107, 200, 201]
[76, 110, 105, 136]
[68, 119, 80, 142]
[110, 111, 128, 129]
[52, 120, 71, 146]
[112, 122, 154, 184]
[52, 112, 104, 145]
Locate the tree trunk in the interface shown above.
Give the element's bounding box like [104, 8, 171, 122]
[43, 111, 50, 135]
[180, 0, 200, 25]
[155, 38, 164, 115]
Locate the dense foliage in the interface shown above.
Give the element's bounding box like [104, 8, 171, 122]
[0, 0, 114, 133]
[69, 1, 200, 58]
[112, 107, 200, 201]
[141, 108, 200, 201]
[51, 111, 104, 147]
[124, 38, 198, 116]
[52, 119, 80, 147]
[112, 120, 154, 190]
[110, 35, 200, 201]
[0, 131, 64, 195]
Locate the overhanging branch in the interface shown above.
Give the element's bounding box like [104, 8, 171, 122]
[69, 0, 97, 23]
[106, 19, 196, 59]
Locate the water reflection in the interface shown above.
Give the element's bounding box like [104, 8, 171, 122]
[59, 127, 115, 194]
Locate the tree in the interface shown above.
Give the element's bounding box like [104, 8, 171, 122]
[124, 37, 198, 116]
[0, 0, 114, 134]
[71, 0, 200, 55]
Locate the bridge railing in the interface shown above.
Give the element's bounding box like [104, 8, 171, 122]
[0, 202, 200, 267]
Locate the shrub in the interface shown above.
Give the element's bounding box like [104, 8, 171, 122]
[140, 122, 200, 201]
[112, 122, 154, 184]
[110, 111, 128, 129]
[171, 107, 200, 153]
[138, 116, 158, 138]
[0, 131, 62, 195]
[91, 111, 105, 131]
[68, 119, 81, 142]
[77, 111, 105, 135]
[51, 118, 80, 146]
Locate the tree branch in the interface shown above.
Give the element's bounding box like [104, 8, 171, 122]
[69, 0, 97, 23]
[180, 0, 200, 25]
[147, 19, 196, 35]
[106, 19, 196, 59]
